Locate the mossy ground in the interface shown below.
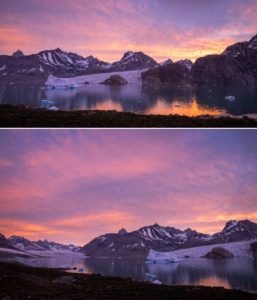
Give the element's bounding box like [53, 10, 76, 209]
[0, 105, 257, 128]
[0, 262, 256, 300]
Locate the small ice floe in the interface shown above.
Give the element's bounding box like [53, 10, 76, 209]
[49, 106, 59, 111]
[41, 99, 59, 111]
[144, 273, 162, 284]
[152, 280, 162, 285]
[144, 273, 158, 280]
[59, 264, 71, 270]
[225, 95, 236, 102]
[41, 99, 55, 107]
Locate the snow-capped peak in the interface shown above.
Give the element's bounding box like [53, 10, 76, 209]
[249, 34, 257, 45]
[223, 220, 238, 232]
[122, 51, 135, 61]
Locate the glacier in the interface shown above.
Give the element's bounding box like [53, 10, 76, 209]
[45, 70, 144, 88]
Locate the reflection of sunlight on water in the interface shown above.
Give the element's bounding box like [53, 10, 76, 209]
[197, 276, 231, 289]
[146, 97, 226, 116]
[92, 99, 123, 112]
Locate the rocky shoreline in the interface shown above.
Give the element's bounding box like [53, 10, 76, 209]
[1, 104, 257, 128]
[0, 262, 256, 300]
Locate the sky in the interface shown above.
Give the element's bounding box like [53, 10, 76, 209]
[0, 0, 257, 62]
[0, 129, 257, 245]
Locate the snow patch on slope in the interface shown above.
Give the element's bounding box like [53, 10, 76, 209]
[147, 240, 256, 260]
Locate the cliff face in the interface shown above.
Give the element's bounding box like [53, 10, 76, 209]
[190, 55, 255, 87]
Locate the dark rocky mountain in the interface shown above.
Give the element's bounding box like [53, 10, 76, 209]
[142, 63, 190, 87]
[80, 220, 257, 258]
[12, 50, 24, 58]
[159, 59, 173, 66]
[4, 235, 80, 252]
[8, 236, 45, 251]
[223, 34, 257, 81]
[176, 59, 193, 70]
[80, 223, 210, 257]
[109, 51, 158, 71]
[190, 54, 255, 87]
[211, 220, 257, 243]
[190, 34, 257, 87]
[0, 233, 13, 248]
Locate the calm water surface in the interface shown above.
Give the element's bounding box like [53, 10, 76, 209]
[11, 255, 257, 292]
[1, 83, 257, 116]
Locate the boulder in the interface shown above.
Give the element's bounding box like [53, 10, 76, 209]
[142, 63, 190, 87]
[190, 55, 255, 87]
[203, 247, 234, 259]
[101, 75, 128, 86]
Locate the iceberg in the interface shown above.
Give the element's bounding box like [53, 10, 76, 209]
[146, 249, 179, 264]
[41, 99, 56, 108]
[225, 95, 236, 102]
[49, 106, 59, 111]
[144, 273, 158, 280]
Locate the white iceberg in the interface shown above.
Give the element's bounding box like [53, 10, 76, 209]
[49, 106, 59, 111]
[41, 99, 56, 109]
[144, 273, 158, 280]
[153, 280, 162, 285]
[146, 249, 179, 264]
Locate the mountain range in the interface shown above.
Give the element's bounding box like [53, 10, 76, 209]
[0, 234, 80, 252]
[80, 220, 257, 257]
[1, 219, 257, 257]
[0, 49, 162, 83]
[1, 34, 257, 87]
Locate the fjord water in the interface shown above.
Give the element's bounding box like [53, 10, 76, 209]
[14, 256, 257, 292]
[1, 83, 257, 116]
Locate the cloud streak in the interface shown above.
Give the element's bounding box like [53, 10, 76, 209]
[0, 0, 256, 61]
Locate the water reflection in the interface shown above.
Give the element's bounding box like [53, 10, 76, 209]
[145, 97, 226, 116]
[9, 255, 257, 292]
[0, 83, 257, 116]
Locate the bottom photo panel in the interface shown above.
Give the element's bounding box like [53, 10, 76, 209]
[0, 129, 257, 300]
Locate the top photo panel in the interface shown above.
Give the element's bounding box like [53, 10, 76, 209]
[0, 0, 257, 128]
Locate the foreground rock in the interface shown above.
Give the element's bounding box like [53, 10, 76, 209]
[0, 105, 257, 128]
[101, 74, 128, 85]
[203, 247, 234, 259]
[0, 262, 256, 300]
